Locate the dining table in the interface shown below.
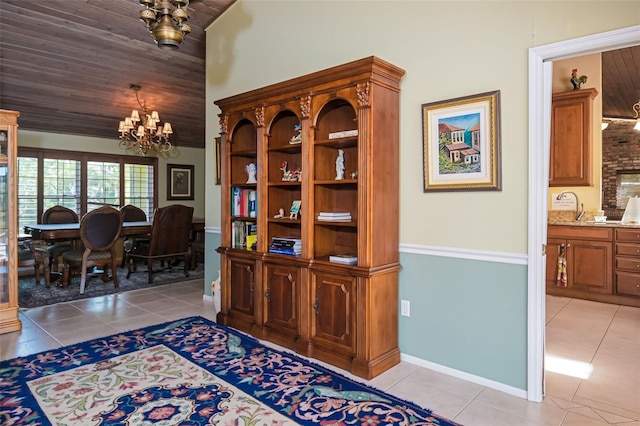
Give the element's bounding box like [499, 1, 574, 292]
[24, 221, 153, 241]
[22, 219, 204, 288]
[23, 218, 204, 242]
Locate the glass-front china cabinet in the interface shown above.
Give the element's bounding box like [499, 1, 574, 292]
[0, 109, 21, 334]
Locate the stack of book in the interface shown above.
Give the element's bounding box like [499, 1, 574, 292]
[268, 236, 301, 256]
[232, 220, 257, 249]
[329, 253, 357, 265]
[317, 211, 351, 222]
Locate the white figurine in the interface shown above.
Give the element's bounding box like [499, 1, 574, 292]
[246, 162, 257, 184]
[335, 149, 345, 180]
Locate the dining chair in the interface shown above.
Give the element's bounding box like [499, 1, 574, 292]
[42, 205, 79, 272]
[119, 205, 150, 268]
[61, 206, 123, 294]
[126, 204, 193, 283]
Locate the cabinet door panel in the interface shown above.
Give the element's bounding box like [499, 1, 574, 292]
[311, 272, 355, 350]
[568, 240, 612, 293]
[263, 263, 298, 331]
[229, 258, 255, 316]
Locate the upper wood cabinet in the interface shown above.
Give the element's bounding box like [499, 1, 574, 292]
[215, 57, 405, 378]
[0, 110, 21, 334]
[549, 88, 598, 187]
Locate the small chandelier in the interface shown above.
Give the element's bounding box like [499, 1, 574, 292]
[118, 84, 172, 156]
[139, 0, 191, 50]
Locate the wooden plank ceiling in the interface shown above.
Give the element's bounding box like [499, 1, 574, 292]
[602, 46, 640, 121]
[0, 2, 638, 149]
[0, 0, 236, 150]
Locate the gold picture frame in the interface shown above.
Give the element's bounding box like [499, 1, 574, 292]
[422, 90, 501, 191]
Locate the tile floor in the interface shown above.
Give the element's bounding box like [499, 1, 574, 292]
[1, 283, 638, 426]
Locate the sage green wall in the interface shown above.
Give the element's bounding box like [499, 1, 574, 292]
[204, 1, 639, 392]
[18, 130, 206, 218]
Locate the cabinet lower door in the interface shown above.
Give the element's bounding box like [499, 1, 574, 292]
[263, 263, 298, 333]
[310, 271, 355, 352]
[229, 258, 255, 320]
[568, 240, 612, 294]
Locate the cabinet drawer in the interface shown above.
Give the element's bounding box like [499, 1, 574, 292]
[615, 243, 640, 257]
[615, 228, 640, 243]
[548, 225, 612, 241]
[615, 256, 640, 272]
[615, 272, 640, 297]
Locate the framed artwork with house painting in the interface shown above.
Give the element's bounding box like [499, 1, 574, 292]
[167, 164, 195, 200]
[422, 90, 501, 191]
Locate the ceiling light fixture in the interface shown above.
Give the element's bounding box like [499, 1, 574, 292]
[118, 84, 172, 156]
[633, 99, 640, 131]
[139, 0, 191, 50]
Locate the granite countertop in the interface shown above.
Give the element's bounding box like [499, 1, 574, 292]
[548, 210, 640, 227]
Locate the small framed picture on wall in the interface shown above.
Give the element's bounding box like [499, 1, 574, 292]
[167, 164, 195, 200]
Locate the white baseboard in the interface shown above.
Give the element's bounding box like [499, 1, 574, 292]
[401, 353, 528, 400]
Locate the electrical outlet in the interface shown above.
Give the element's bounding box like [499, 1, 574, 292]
[401, 300, 410, 317]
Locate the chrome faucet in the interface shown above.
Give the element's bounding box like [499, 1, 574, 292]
[557, 191, 585, 221]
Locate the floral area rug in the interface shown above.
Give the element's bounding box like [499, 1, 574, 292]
[1, 316, 461, 425]
[18, 264, 204, 308]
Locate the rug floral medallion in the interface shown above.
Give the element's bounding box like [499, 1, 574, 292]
[1, 316, 461, 425]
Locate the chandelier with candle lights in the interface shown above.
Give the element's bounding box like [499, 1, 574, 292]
[118, 84, 172, 156]
[139, 0, 191, 50]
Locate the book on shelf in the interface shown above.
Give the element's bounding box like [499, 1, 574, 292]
[268, 246, 301, 256]
[245, 234, 257, 251]
[270, 235, 301, 255]
[231, 187, 257, 218]
[271, 241, 302, 248]
[272, 236, 301, 243]
[329, 254, 357, 265]
[318, 211, 351, 217]
[328, 129, 358, 139]
[317, 212, 351, 222]
[248, 190, 257, 218]
[232, 220, 257, 249]
[232, 187, 241, 216]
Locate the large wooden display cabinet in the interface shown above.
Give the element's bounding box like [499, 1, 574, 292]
[215, 57, 405, 379]
[0, 110, 21, 334]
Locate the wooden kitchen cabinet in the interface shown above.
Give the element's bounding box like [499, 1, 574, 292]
[549, 88, 598, 187]
[546, 224, 640, 307]
[546, 225, 612, 295]
[614, 229, 640, 299]
[215, 57, 405, 378]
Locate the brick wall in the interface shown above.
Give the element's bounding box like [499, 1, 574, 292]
[602, 120, 640, 217]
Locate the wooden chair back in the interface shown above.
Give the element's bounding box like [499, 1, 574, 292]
[42, 205, 79, 224]
[80, 206, 123, 252]
[120, 205, 147, 222]
[148, 204, 194, 257]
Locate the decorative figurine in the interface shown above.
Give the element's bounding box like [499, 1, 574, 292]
[350, 171, 358, 179]
[280, 161, 301, 181]
[274, 208, 285, 218]
[246, 162, 257, 184]
[570, 68, 587, 90]
[289, 124, 302, 144]
[335, 149, 345, 180]
[289, 200, 301, 220]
